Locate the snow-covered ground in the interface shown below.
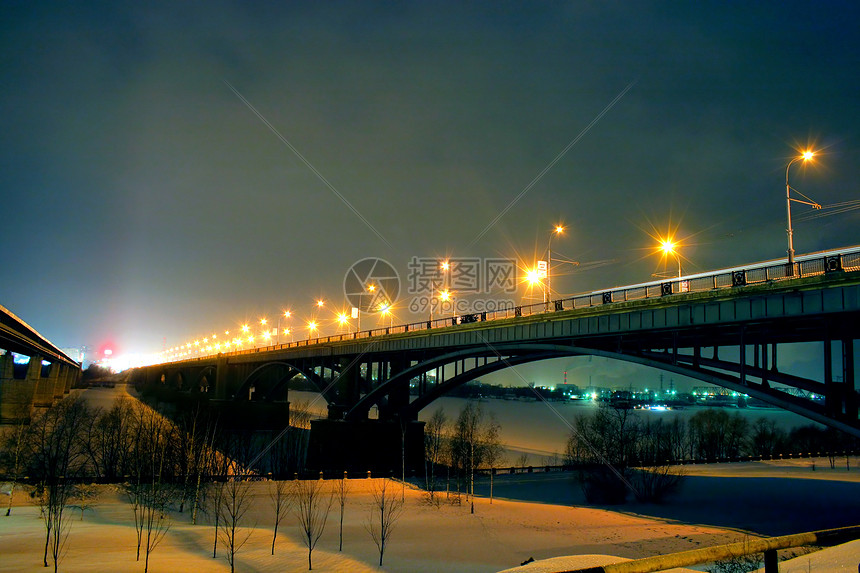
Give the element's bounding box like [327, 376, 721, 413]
[2, 458, 858, 573]
[9, 385, 848, 572]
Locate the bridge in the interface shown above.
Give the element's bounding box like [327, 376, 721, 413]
[131, 247, 860, 470]
[0, 304, 81, 423]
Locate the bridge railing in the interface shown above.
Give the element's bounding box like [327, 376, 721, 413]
[171, 247, 860, 361]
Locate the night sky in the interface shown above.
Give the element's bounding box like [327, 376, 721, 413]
[3, 2, 859, 380]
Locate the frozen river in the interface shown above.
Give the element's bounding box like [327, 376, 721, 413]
[288, 390, 819, 465]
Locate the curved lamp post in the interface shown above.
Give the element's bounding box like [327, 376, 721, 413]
[546, 225, 564, 306]
[785, 150, 820, 266]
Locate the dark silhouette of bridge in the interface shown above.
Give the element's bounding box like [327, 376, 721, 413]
[131, 248, 860, 470]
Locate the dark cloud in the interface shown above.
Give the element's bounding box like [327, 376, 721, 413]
[2, 2, 858, 371]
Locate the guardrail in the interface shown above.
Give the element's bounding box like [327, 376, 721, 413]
[559, 525, 860, 573]
[166, 247, 860, 363]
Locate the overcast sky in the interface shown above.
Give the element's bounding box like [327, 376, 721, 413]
[3, 2, 858, 377]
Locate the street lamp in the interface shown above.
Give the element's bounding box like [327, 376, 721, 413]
[337, 312, 350, 332]
[659, 238, 682, 278]
[259, 318, 269, 348]
[431, 260, 451, 322]
[439, 289, 453, 319]
[545, 225, 564, 306]
[277, 310, 291, 344]
[785, 149, 821, 266]
[380, 304, 394, 328]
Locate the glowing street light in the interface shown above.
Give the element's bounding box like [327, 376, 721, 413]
[277, 310, 292, 344]
[431, 261, 451, 322]
[659, 237, 682, 278]
[308, 320, 318, 338]
[380, 304, 394, 328]
[337, 312, 351, 332]
[545, 224, 564, 306]
[785, 149, 821, 266]
[439, 289, 453, 318]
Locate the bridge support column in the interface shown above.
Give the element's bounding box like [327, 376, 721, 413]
[50, 363, 65, 399]
[214, 357, 232, 400]
[0, 352, 35, 423]
[30, 355, 55, 407]
[307, 418, 425, 475]
[328, 359, 362, 420]
[378, 356, 410, 421]
[62, 364, 77, 393]
[824, 338, 858, 421]
[843, 338, 857, 421]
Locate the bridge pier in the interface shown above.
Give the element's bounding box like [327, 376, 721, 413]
[0, 352, 35, 423]
[30, 355, 56, 407]
[62, 363, 77, 393]
[307, 418, 425, 475]
[326, 358, 363, 419]
[823, 338, 858, 422]
[49, 362, 65, 399]
[378, 356, 411, 421]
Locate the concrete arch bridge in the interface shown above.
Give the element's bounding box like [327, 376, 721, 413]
[132, 249, 860, 470]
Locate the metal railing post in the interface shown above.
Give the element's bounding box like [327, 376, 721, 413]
[763, 548, 778, 573]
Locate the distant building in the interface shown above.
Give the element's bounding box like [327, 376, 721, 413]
[60, 347, 85, 365]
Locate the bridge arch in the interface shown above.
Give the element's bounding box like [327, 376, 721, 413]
[347, 342, 860, 438]
[194, 365, 217, 393]
[232, 361, 330, 402]
[346, 343, 583, 420]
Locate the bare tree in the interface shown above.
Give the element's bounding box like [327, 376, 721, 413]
[28, 395, 92, 572]
[566, 406, 684, 504]
[689, 409, 749, 461]
[218, 478, 254, 573]
[269, 479, 290, 555]
[450, 401, 501, 514]
[633, 418, 685, 502]
[125, 403, 151, 562]
[191, 415, 219, 525]
[566, 404, 640, 504]
[423, 407, 447, 504]
[1, 385, 32, 517]
[174, 404, 212, 515]
[133, 405, 173, 573]
[208, 425, 231, 559]
[86, 396, 134, 481]
[515, 453, 530, 469]
[70, 484, 99, 520]
[365, 479, 404, 567]
[483, 423, 503, 505]
[291, 478, 334, 570]
[31, 396, 91, 569]
[335, 473, 350, 551]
